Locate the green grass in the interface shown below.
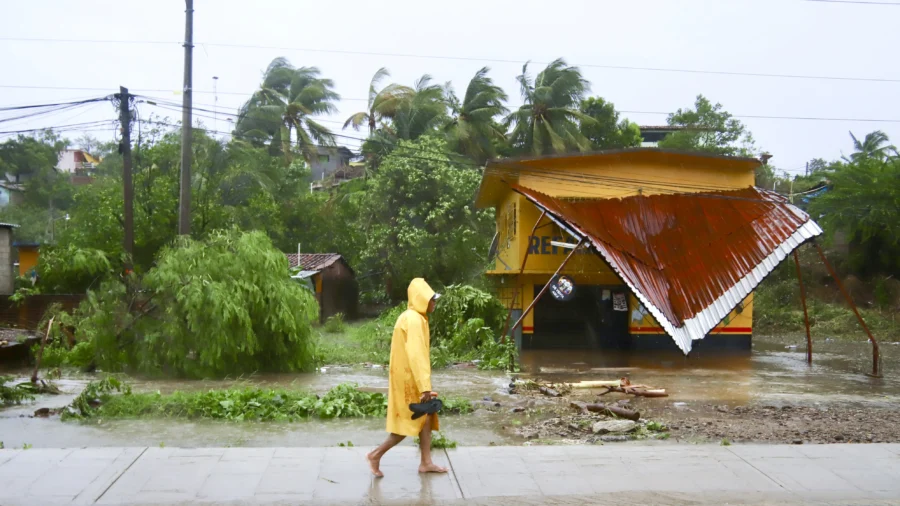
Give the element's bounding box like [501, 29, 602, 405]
[414, 432, 458, 449]
[322, 313, 347, 334]
[314, 320, 392, 366]
[754, 278, 900, 339]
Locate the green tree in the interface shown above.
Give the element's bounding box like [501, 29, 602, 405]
[388, 75, 447, 142]
[360, 136, 493, 299]
[0, 133, 60, 184]
[657, 95, 755, 157]
[136, 229, 318, 377]
[343, 68, 412, 135]
[578, 97, 642, 150]
[235, 57, 339, 163]
[845, 130, 897, 162]
[808, 158, 829, 175]
[444, 67, 509, 163]
[809, 157, 900, 276]
[506, 58, 594, 156]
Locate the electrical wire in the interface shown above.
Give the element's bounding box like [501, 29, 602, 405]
[2, 37, 899, 83]
[0, 119, 116, 136]
[0, 96, 110, 112]
[804, 0, 900, 4]
[0, 97, 112, 125]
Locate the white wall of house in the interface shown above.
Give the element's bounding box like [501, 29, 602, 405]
[57, 150, 79, 173]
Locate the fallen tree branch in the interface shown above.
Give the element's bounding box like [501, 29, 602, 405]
[570, 401, 641, 421]
[30, 317, 55, 384]
[598, 385, 668, 398]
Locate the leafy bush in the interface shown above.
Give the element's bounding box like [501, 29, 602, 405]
[414, 432, 458, 449]
[441, 397, 474, 415]
[323, 313, 346, 334]
[430, 285, 506, 344]
[135, 230, 319, 377]
[63, 382, 473, 423]
[32, 245, 115, 294]
[53, 230, 321, 378]
[61, 376, 130, 420]
[1, 376, 35, 406]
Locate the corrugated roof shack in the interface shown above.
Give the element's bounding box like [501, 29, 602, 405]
[285, 253, 358, 323]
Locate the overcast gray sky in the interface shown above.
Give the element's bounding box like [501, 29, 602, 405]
[2, 0, 899, 174]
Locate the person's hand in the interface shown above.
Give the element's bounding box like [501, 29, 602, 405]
[420, 391, 437, 403]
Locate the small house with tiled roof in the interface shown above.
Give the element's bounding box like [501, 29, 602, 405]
[285, 252, 358, 323]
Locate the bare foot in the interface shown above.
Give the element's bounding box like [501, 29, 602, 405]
[367, 452, 384, 478]
[418, 463, 449, 474]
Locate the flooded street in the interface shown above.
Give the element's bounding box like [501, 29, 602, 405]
[2, 335, 898, 449]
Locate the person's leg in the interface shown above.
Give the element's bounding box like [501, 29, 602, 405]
[418, 415, 448, 473]
[367, 433, 405, 477]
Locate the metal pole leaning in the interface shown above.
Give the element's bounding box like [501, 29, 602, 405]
[793, 249, 812, 366]
[814, 242, 880, 377]
[510, 238, 586, 334]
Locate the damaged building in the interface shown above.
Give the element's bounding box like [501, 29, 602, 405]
[476, 149, 822, 354]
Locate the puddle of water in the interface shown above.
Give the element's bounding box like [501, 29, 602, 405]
[1, 334, 896, 448]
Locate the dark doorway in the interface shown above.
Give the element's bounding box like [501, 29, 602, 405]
[527, 285, 630, 349]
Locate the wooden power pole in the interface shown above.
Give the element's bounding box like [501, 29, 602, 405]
[178, 0, 194, 235]
[118, 86, 134, 270]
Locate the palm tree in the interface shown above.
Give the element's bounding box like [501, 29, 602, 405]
[444, 67, 509, 163]
[235, 58, 339, 163]
[388, 75, 447, 142]
[342, 68, 412, 135]
[846, 130, 898, 162]
[505, 58, 595, 156]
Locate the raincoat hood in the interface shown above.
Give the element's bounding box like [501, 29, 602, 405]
[407, 278, 436, 315]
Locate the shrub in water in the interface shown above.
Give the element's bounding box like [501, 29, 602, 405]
[323, 313, 346, 334]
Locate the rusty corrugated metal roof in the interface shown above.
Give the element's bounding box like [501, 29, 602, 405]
[284, 253, 347, 273]
[512, 185, 823, 354]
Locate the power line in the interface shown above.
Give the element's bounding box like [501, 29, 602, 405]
[2, 38, 899, 84]
[804, 0, 900, 4]
[0, 119, 117, 136]
[0, 96, 110, 112]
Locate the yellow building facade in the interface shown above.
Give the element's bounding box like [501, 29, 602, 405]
[476, 149, 760, 350]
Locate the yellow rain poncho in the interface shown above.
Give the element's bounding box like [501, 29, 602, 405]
[386, 278, 440, 437]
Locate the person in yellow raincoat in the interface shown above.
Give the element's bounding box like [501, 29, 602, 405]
[366, 278, 448, 477]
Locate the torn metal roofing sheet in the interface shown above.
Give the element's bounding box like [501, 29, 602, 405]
[512, 184, 823, 354]
[284, 253, 349, 273]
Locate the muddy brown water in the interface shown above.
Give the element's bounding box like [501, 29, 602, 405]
[1, 335, 898, 448]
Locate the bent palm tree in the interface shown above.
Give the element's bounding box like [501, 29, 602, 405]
[236, 57, 339, 163]
[389, 75, 447, 142]
[506, 58, 594, 156]
[343, 68, 412, 135]
[846, 130, 898, 162]
[444, 67, 509, 163]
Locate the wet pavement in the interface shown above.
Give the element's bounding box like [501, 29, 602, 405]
[1, 444, 899, 505]
[1, 335, 898, 449]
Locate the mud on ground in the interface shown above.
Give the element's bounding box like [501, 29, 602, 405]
[504, 383, 900, 445]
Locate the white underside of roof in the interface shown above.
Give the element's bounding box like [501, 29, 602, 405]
[521, 194, 823, 355]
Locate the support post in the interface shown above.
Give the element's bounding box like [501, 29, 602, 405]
[793, 250, 812, 365]
[510, 238, 585, 334]
[501, 210, 546, 340]
[814, 242, 880, 376]
[178, 0, 194, 235]
[118, 86, 134, 270]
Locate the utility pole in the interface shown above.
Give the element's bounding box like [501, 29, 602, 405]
[178, 0, 194, 235]
[212, 76, 218, 133]
[118, 86, 134, 271]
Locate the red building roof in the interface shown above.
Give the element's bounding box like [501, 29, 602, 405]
[284, 253, 349, 273]
[512, 185, 823, 353]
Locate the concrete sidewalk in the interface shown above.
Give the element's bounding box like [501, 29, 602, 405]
[1, 444, 899, 505]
